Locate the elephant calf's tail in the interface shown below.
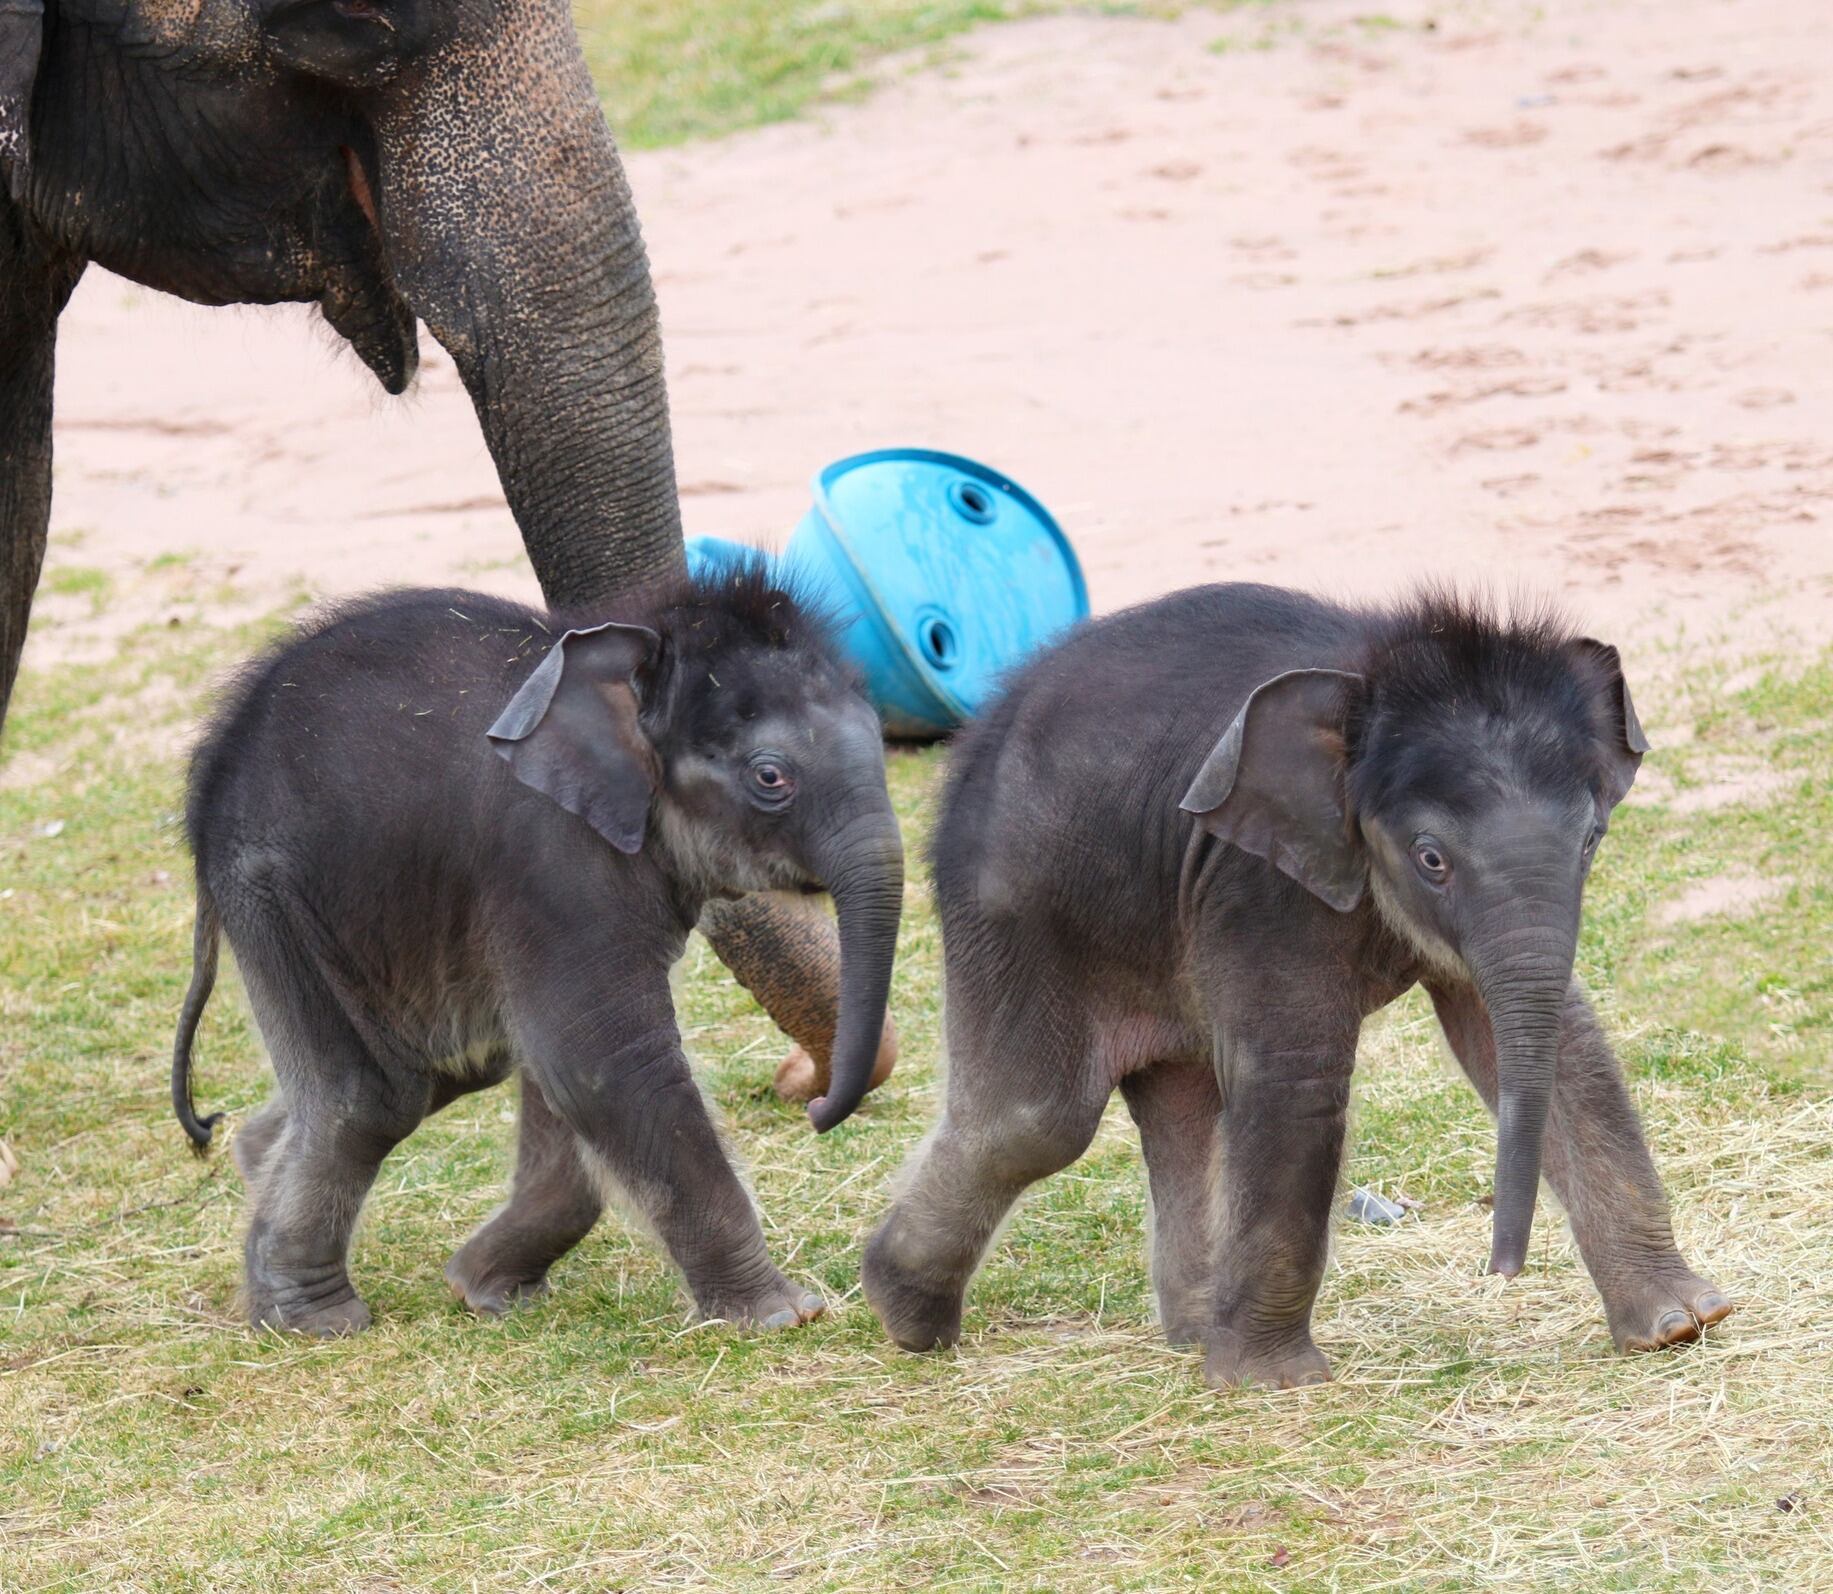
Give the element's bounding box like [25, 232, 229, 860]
[173, 887, 226, 1154]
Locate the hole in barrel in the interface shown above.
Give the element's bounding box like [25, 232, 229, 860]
[947, 479, 998, 525]
[919, 616, 959, 668]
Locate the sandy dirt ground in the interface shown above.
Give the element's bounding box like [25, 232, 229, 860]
[32, 0, 1833, 679]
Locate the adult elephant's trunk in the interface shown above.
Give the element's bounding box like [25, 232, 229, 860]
[369, 0, 683, 605]
[804, 811, 905, 1134]
[1471, 912, 1580, 1278]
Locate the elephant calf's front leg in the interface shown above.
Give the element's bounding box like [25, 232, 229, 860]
[1430, 980, 1733, 1352]
[530, 1023, 823, 1330]
[1204, 1017, 1357, 1390]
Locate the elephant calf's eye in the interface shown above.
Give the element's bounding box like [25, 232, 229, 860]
[1582, 825, 1604, 858]
[1411, 837, 1450, 886]
[747, 759, 795, 809]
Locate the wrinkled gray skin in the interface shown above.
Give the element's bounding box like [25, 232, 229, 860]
[864, 583, 1731, 1389]
[0, 0, 682, 696]
[0, 0, 872, 1128]
[177, 576, 903, 1334]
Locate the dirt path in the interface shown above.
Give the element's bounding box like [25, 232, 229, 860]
[35, 0, 1833, 675]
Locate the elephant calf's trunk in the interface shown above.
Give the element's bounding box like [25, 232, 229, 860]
[1483, 985, 1567, 1278]
[807, 824, 904, 1133]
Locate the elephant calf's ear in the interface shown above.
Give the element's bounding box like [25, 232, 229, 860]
[0, 0, 43, 203]
[1180, 668, 1366, 912]
[488, 621, 663, 854]
[1571, 638, 1649, 812]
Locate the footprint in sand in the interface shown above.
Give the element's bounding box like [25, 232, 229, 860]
[1452, 427, 1540, 453]
[1480, 474, 1541, 498]
[1758, 233, 1833, 254]
[1545, 249, 1634, 280]
[1410, 344, 1527, 370]
[1463, 122, 1549, 149]
[1399, 376, 1567, 416]
[1689, 143, 1776, 170]
[1502, 292, 1669, 334]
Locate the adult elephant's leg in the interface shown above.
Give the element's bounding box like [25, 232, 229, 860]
[1428, 979, 1733, 1352]
[446, 1071, 605, 1318]
[0, 226, 82, 740]
[698, 893, 898, 1102]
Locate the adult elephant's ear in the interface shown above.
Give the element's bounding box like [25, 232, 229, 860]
[1571, 637, 1649, 811]
[0, 0, 42, 204]
[488, 621, 663, 854]
[1180, 668, 1366, 912]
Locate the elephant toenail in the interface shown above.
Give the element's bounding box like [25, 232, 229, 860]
[763, 1308, 798, 1330]
[1695, 1291, 1733, 1324]
[798, 1292, 826, 1318]
[1656, 1309, 1698, 1344]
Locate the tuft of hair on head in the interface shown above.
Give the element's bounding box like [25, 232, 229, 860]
[1362, 584, 1580, 700]
[654, 552, 852, 674]
[1344, 584, 1611, 812]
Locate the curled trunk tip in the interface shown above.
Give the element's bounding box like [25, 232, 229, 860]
[806, 829, 903, 1133]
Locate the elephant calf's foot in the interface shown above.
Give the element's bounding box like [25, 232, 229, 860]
[247, 1270, 371, 1338]
[1155, 1286, 1214, 1351]
[1204, 1328, 1332, 1391]
[1603, 1266, 1734, 1353]
[861, 1234, 965, 1352]
[700, 1274, 826, 1332]
[1160, 1313, 1211, 1352]
[444, 1241, 556, 1319]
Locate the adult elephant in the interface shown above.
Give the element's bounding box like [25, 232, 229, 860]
[0, 0, 892, 1121]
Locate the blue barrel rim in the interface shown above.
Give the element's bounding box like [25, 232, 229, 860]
[806, 448, 1088, 725]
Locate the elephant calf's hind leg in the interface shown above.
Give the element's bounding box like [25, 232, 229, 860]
[231, 1096, 289, 1189]
[864, 992, 1107, 1352]
[1122, 1061, 1221, 1348]
[446, 1072, 605, 1317]
[244, 1103, 416, 1336]
[236, 955, 426, 1336]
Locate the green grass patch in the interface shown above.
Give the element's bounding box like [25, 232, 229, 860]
[37, 565, 112, 616]
[575, 0, 1191, 148]
[1, 621, 1828, 1588]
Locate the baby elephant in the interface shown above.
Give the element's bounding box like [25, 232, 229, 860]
[864, 583, 1730, 1388]
[175, 566, 903, 1335]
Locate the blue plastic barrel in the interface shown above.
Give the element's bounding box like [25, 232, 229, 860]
[687, 450, 1087, 739]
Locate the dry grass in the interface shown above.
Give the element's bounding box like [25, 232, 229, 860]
[1, 613, 1829, 1590]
